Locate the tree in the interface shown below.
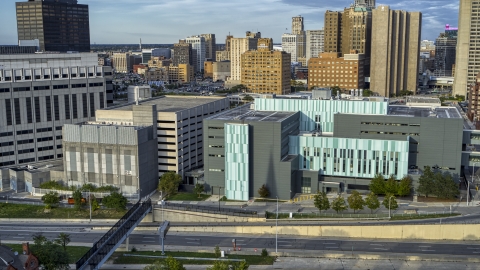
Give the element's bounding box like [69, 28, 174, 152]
[331, 196, 347, 214]
[417, 166, 435, 197]
[214, 245, 221, 258]
[102, 191, 127, 211]
[242, 95, 254, 102]
[382, 193, 398, 213]
[257, 184, 270, 198]
[72, 189, 83, 210]
[81, 183, 97, 192]
[194, 183, 205, 198]
[347, 190, 365, 214]
[158, 171, 182, 198]
[384, 175, 399, 195]
[41, 191, 60, 209]
[313, 191, 330, 213]
[31, 233, 69, 270]
[143, 256, 186, 270]
[55, 233, 70, 251]
[39, 180, 67, 190]
[433, 172, 460, 199]
[92, 196, 100, 211]
[207, 260, 230, 270]
[364, 192, 380, 214]
[397, 176, 413, 197]
[331, 86, 341, 96]
[369, 174, 386, 195]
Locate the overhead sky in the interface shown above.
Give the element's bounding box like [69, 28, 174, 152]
[0, 0, 459, 45]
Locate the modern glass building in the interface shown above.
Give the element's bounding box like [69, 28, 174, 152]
[204, 97, 464, 200]
[16, 0, 90, 52]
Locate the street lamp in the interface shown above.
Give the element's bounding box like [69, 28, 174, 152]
[276, 196, 278, 254]
[218, 186, 223, 211]
[388, 196, 393, 219]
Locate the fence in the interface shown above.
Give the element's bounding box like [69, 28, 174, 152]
[31, 187, 139, 200]
[157, 202, 262, 218]
[265, 211, 459, 219]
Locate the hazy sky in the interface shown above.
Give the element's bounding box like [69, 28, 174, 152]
[0, 0, 459, 44]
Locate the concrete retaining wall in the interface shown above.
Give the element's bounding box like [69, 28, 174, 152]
[170, 224, 480, 241]
[148, 209, 265, 223]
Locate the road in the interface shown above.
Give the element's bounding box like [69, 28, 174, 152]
[1, 225, 480, 257]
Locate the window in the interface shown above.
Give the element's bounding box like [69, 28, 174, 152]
[14, 98, 21, 124]
[34, 85, 50, 90]
[64, 95, 70, 120]
[71, 83, 86, 88]
[53, 95, 60, 121]
[89, 93, 95, 117]
[82, 93, 88, 118]
[13, 87, 30, 92]
[89, 82, 103, 87]
[26, 97, 33, 123]
[18, 139, 34, 145]
[0, 132, 13, 137]
[53, 84, 68, 89]
[37, 127, 53, 133]
[301, 177, 311, 194]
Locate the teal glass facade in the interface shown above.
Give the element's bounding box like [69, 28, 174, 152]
[289, 136, 409, 179]
[224, 124, 249, 200]
[254, 98, 388, 132]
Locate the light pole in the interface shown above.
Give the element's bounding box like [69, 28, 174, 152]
[218, 186, 223, 211]
[89, 190, 92, 222]
[276, 196, 278, 254]
[388, 196, 393, 219]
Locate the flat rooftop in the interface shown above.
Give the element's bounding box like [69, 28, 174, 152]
[73, 122, 150, 130]
[3, 159, 64, 173]
[388, 106, 461, 119]
[208, 105, 296, 122]
[108, 96, 226, 113]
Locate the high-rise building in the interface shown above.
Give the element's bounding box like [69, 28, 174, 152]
[185, 36, 206, 73]
[324, 11, 342, 53]
[354, 0, 375, 8]
[112, 53, 131, 73]
[292, 16, 304, 35]
[201, 34, 216, 61]
[306, 30, 324, 63]
[370, 5, 421, 97]
[281, 34, 301, 62]
[229, 32, 260, 83]
[308, 52, 365, 90]
[172, 40, 193, 67]
[341, 6, 372, 58]
[435, 31, 457, 77]
[454, 0, 480, 96]
[16, 0, 90, 52]
[467, 73, 480, 129]
[290, 16, 306, 60]
[241, 38, 291, 95]
[0, 53, 112, 168]
[225, 35, 234, 52]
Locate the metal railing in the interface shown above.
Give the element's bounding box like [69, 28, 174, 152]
[265, 211, 460, 219]
[75, 198, 152, 270]
[32, 187, 139, 201]
[156, 202, 261, 218]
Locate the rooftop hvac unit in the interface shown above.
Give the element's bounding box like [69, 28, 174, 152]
[27, 165, 35, 170]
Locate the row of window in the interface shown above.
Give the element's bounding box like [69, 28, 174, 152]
[361, 131, 420, 136]
[361, 122, 420, 127]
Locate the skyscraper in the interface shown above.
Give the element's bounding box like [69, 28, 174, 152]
[435, 31, 457, 77]
[229, 32, 260, 83]
[185, 36, 206, 73]
[324, 11, 342, 53]
[370, 5, 421, 97]
[292, 16, 304, 35]
[201, 34, 216, 61]
[341, 6, 372, 58]
[306, 30, 324, 62]
[16, 0, 90, 52]
[454, 0, 480, 96]
[173, 40, 193, 68]
[354, 0, 375, 8]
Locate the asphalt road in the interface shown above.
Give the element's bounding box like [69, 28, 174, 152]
[2, 228, 480, 257]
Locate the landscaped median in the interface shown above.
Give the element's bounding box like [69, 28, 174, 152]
[265, 211, 460, 220]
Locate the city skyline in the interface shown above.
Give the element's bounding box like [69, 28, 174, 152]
[0, 0, 459, 45]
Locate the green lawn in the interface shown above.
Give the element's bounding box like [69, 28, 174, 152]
[113, 251, 275, 265]
[390, 213, 460, 220]
[167, 193, 210, 201]
[5, 244, 90, 263]
[0, 203, 126, 219]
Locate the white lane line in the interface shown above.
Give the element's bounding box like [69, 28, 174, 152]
[374, 248, 388, 250]
[143, 237, 155, 239]
[473, 252, 480, 254]
[421, 250, 435, 252]
[325, 247, 339, 249]
[185, 238, 200, 241]
[324, 243, 337, 244]
[280, 245, 292, 247]
[142, 241, 156, 243]
[418, 246, 431, 248]
[467, 247, 480, 249]
[236, 240, 244, 242]
[370, 244, 383, 246]
[12, 237, 24, 238]
[18, 234, 30, 236]
[187, 242, 200, 244]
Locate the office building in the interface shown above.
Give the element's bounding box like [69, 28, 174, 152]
[306, 30, 324, 63]
[204, 97, 463, 200]
[291, 16, 306, 60]
[112, 53, 131, 73]
[228, 32, 261, 84]
[62, 123, 158, 196]
[434, 31, 457, 77]
[370, 5, 421, 97]
[16, 0, 90, 52]
[282, 34, 302, 63]
[241, 39, 291, 95]
[201, 34, 216, 61]
[216, 51, 230, 62]
[172, 40, 193, 67]
[151, 48, 171, 59]
[204, 61, 214, 78]
[341, 6, 372, 58]
[308, 52, 365, 90]
[185, 36, 206, 73]
[354, 0, 375, 8]
[468, 73, 480, 129]
[454, 0, 480, 96]
[324, 11, 342, 53]
[0, 46, 36, 55]
[212, 61, 231, 82]
[95, 96, 230, 179]
[0, 53, 113, 168]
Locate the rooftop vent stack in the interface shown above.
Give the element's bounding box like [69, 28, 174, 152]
[360, 89, 363, 97]
[355, 89, 359, 97]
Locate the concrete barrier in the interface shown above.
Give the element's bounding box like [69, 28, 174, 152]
[151, 208, 265, 223]
[169, 224, 480, 241]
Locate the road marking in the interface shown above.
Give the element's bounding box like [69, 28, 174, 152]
[370, 244, 383, 246]
[187, 242, 200, 244]
[473, 252, 480, 254]
[185, 238, 200, 241]
[279, 245, 292, 247]
[142, 241, 156, 243]
[374, 248, 388, 250]
[236, 240, 244, 242]
[18, 234, 29, 236]
[418, 246, 431, 248]
[324, 243, 337, 244]
[12, 237, 24, 238]
[467, 247, 480, 250]
[421, 250, 435, 252]
[277, 241, 290, 243]
[143, 236, 155, 239]
[325, 247, 339, 249]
